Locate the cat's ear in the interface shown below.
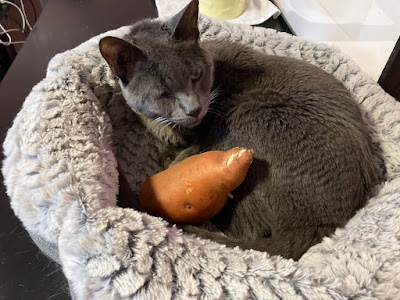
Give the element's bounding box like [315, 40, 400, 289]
[99, 36, 145, 83]
[168, 0, 199, 42]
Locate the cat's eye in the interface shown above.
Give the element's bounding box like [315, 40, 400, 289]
[191, 69, 202, 81]
[160, 92, 170, 98]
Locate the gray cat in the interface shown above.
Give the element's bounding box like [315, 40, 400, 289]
[99, 0, 381, 260]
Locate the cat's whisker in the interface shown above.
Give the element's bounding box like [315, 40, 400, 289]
[158, 116, 171, 125]
[169, 118, 189, 129]
[208, 87, 221, 103]
[209, 98, 221, 106]
[171, 122, 180, 129]
[206, 98, 225, 117]
[206, 88, 222, 117]
[158, 117, 173, 130]
[160, 122, 168, 129]
[151, 116, 163, 126]
[151, 116, 169, 126]
[207, 108, 223, 117]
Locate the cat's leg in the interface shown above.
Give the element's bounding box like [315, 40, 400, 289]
[181, 225, 336, 260]
[158, 145, 185, 169]
[139, 115, 190, 147]
[167, 144, 210, 168]
[158, 144, 204, 169]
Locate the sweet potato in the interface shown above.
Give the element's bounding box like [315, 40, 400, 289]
[139, 147, 255, 224]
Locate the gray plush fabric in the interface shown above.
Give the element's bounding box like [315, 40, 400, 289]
[3, 16, 400, 299]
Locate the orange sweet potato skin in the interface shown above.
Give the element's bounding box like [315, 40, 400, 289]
[139, 148, 254, 224]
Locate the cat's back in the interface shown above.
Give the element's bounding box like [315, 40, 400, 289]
[200, 40, 380, 226]
[201, 40, 350, 102]
[201, 40, 368, 145]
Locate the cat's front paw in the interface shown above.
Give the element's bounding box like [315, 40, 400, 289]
[159, 145, 182, 169]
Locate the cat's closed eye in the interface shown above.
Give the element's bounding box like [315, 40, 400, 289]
[191, 68, 202, 81]
[160, 91, 171, 98]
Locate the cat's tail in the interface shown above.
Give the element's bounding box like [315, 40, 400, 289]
[182, 225, 335, 260]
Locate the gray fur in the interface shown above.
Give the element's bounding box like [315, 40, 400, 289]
[99, 1, 382, 260]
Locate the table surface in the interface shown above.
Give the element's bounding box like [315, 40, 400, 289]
[0, 1, 290, 299]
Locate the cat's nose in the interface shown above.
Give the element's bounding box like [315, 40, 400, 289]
[178, 94, 202, 117]
[186, 105, 202, 117]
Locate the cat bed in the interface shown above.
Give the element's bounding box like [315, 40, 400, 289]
[3, 15, 400, 299]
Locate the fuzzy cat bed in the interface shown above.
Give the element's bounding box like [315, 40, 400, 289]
[3, 16, 400, 299]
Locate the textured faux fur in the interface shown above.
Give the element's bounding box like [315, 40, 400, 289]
[3, 16, 400, 299]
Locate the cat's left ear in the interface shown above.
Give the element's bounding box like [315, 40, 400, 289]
[168, 0, 199, 42]
[99, 36, 146, 83]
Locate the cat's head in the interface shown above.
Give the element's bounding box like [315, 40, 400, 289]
[99, 0, 213, 128]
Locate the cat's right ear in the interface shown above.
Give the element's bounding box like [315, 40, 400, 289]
[99, 36, 145, 83]
[168, 0, 199, 42]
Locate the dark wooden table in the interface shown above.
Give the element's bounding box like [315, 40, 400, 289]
[0, 1, 290, 299]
